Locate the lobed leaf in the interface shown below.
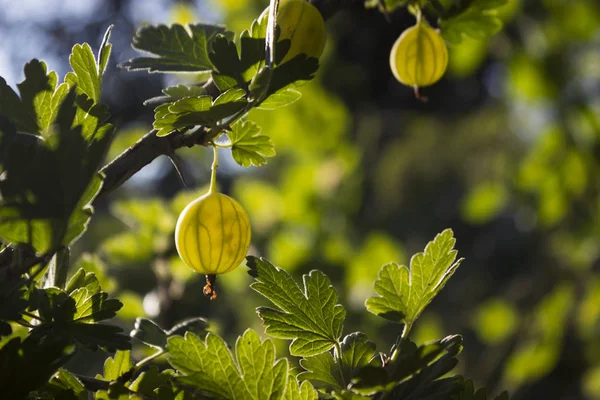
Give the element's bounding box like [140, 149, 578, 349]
[284, 377, 318, 400]
[168, 329, 288, 400]
[365, 229, 463, 327]
[120, 23, 231, 73]
[102, 350, 133, 381]
[153, 87, 248, 137]
[248, 256, 346, 357]
[227, 120, 276, 167]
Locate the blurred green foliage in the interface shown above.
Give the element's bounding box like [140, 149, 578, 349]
[0, 0, 599, 397]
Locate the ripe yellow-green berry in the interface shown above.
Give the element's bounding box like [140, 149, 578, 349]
[389, 17, 448, 94]
[260, 0, 327, 64]
[174, 147, 251, 299]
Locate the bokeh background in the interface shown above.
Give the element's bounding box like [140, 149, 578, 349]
[1, 0, 599, 398]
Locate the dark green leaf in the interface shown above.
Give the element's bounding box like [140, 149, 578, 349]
[168, 329, 289, 399]
[167, 316, 209, 336]
[66, 323, 131, 352]
[227, 120, 275, 167]
[365, 229, 463, 327]
[129, 367, 174, 396]
[131, 318, 168, 349]
[299, 332, 378, 390]
[0, 335, 75, 398]
[351, 335, 463, 397]
[120, 23, 231, 73]
[452, 377, 511, 399]
[209, 34, 246, 89]
[0, 275, 29, 337]
[239, 16, 269, 82]
[248, 256, 346, 357]
[267, 55, 319, 96]
[0, 81, 113, 252]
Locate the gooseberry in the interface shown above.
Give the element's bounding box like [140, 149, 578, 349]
[389, 17, 448, 97]
[259, 0, 327, 64]
[174, 148, 251, 299]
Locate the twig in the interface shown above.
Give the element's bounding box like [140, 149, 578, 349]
[99, 127, 208, 197]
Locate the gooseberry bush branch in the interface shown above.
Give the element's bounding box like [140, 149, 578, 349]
[0, 0, 513, 398]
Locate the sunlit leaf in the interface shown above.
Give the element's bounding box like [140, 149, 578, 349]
[365, 229, 463, 328]
[248, 256, 346, 357]
[227, 120, 275, 167]
[168, 329, 289, 399]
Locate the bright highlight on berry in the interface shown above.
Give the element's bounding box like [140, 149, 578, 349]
[174, 146, 251, 299]
[389, 15, 449, 99]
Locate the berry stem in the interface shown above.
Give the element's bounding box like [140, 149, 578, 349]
[209, 144, 219, 194]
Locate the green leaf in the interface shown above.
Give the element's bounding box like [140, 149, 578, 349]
[299, 333, 378, 390]
[168, 329, 289, 400]
[339, 333, 379, 385]
[267, 55, 319, 96]
[47, 369, 87, 400]
[64, 26, 113, 140]
[227, 120, 275, 167]
[120, 23, 231, 73]
[298, 352, 340, 390]
[257, 88, 302, 110]
[66, 44, 101, 103]
[0, 59, 67, 136]
[248, 256, 346, 357]
[365, 229, 463, 327]
[65, 268, 122, 323]
[102, 350, 134, 381]
[440, 0, 508, 44]
[32, 276, 130, 351]
[144, 84, 208, 106]
[70, 287, 122, 322]
[98, 25, 114, 75]
[284, 377, 318, 400]
[65, 267, 101, 295]
[153, 88, 247, 137]
[0, 65, 113, 253]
